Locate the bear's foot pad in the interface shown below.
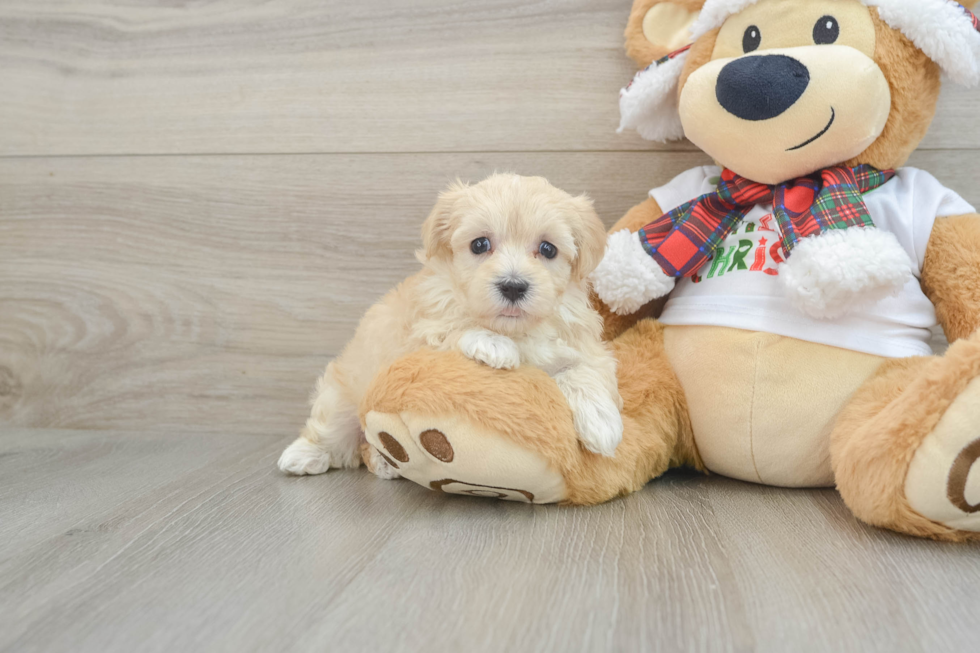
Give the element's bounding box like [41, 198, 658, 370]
[363, 410, 567, 504]
[906, 377, 980, 532]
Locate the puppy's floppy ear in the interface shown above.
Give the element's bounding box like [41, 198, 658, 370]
[626, 0, 703, 67]
[421, 181, 468, 260]
[568, 194, 608, 280]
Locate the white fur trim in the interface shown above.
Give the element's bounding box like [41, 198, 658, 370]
[590, 229, 675, 316]
[779, 228, 914, 320]
[866, 0, 980, 86]
[691, 0, 762, 40]
[692, 0, 980, 86]
[618, 52, 689, 142]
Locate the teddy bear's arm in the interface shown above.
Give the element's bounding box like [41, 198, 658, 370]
[921, 214, 980, 342]
[594, 197, 669, 340]
[610, 196, 664, 234]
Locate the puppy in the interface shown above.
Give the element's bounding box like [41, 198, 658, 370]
[278, 173, 624, 479]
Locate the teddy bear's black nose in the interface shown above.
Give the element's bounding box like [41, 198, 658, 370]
[716, 54, 810, 121]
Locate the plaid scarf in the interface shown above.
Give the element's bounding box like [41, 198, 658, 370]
[638, 166, 895, 277]
[964, 2, 980, 31]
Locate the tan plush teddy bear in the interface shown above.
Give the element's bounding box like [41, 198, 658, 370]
[357, 0, 980, 542]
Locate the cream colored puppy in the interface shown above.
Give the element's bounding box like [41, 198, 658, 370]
[278, 173, 623, 478]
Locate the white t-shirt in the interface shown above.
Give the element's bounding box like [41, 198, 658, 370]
[651, 166, 976, 358]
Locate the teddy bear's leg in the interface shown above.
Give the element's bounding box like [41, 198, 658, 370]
[831, 330, 980, 541]
[359, 320, 695, 505]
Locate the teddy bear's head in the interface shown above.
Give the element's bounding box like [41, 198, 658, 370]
[620, 0, 980, 184]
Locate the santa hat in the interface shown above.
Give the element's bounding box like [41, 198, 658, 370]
[619, 0, 980, 142]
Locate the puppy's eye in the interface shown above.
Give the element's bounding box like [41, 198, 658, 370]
[742, 25, 761, 53]
[470, 237, 491, 255]
[813, 16, 839, 44]
[538, 241, 558, 259]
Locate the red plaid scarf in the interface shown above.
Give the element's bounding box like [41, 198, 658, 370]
[963, 2, 980, 31]
[638, 166, 895, 278]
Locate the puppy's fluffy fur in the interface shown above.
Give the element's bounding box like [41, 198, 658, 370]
[278, 173, 624, 478]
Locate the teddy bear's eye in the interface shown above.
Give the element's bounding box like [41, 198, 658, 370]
[813, 16, 840, 45]
[742, 25, 761, 53]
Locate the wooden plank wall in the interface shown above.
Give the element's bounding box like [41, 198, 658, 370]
[2, 0, 978, 436]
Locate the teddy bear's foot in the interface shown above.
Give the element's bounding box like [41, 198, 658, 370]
[779, 227, 913, 319]
[905, 377, 980, 532]
[362, 410, 568, 504]
[833, 331, 980, 541]
[359, 344, 687, 506]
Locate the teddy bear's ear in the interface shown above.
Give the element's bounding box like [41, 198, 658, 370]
[619, 2, 704, 143]
[626, 0, 704, 68]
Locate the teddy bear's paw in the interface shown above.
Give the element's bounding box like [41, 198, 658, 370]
[459, 330, 521, 370]
[362, 410, 567, 504]
[278, 438, 334, 476]
[779, 228, 913, 320]
[590, 229, 675, 316]
[904, 377, 980, 533]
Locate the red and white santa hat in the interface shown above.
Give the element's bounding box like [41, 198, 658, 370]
[619, 0, 980, 142]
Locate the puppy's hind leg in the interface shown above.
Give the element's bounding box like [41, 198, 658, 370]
[278, 370, 362, 476]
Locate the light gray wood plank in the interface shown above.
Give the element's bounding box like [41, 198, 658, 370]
[0, 428, 433, 653]
[1, 150, 975, 434]
[0, 150, 710, 434]
[709, 480, 980, 653]
[306, 476, 755, 653]
[1, 429, 978, 653]
[0, 428, 277, 557]
[1, 0, 976, 156]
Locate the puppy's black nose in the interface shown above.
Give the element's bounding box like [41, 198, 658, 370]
[716, 54, 810, 121]
[496, 280, 529, 303]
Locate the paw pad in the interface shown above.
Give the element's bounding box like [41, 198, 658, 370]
[363, 411, 567, 504]
[378, 431, 409, 464]
[947, 437, 980, 514]
[419, 429, 454, 462]
[905, 377, 980, 532]
[430, 479, 534, 502]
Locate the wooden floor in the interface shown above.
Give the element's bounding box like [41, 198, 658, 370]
[3, 1, 980, 651]
[0, 428, 977, 653]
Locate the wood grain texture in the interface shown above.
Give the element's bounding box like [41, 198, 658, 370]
[0, 150, 714, 434]
[0, 428, 978, 653]
[3, 3, 980, 651]
[1, 0, 978, 156]
[1, 150, 975, 434]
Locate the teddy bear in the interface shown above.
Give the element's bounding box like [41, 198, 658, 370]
[355, 0, 980, 542]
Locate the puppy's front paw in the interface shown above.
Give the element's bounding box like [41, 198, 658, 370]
[573, 396, 624, 457]
[459, 330, 521, 370]
[278, 438, 332, 475]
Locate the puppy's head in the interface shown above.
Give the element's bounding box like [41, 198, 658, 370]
[421, 173, 606, 334]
